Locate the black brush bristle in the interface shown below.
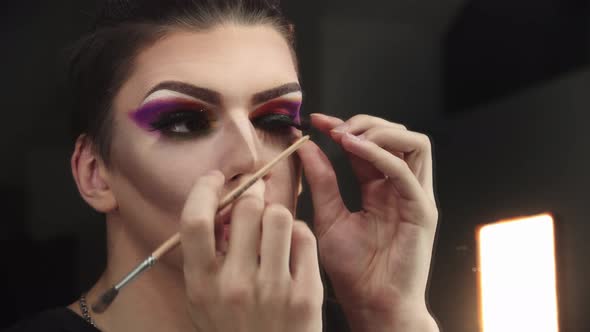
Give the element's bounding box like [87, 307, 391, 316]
[91, 287, 119, 313]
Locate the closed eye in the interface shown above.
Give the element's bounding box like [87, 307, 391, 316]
[252, 113, 304, 132]
[249, 99, 305, 134]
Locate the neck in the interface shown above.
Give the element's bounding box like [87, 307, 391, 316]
[70, 216, 195, 332]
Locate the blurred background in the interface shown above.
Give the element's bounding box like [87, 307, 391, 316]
[1, 1, 589, 331]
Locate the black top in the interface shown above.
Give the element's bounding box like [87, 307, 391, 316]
[3, 307, 351, 331]
[3, 308, 99, 332]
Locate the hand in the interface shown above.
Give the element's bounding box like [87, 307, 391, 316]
[179, 171, 324, 332]
[298, 114, 439, 331]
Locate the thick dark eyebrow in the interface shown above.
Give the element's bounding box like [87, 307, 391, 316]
[251, 82, 302, 105]
[144, 81, 222, 105]
[144, 81, 301, 106]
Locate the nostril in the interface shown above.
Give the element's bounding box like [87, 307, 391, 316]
[230, 174, 241, 181]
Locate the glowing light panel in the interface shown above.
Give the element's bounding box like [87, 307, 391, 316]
[478, 213, 559, 332]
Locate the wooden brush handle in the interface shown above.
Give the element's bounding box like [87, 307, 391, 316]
[153, 233, 181, 259]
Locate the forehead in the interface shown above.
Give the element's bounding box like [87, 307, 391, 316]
[128, 24, 298, 101]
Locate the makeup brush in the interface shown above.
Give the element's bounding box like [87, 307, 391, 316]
[91, 135, 310, 313]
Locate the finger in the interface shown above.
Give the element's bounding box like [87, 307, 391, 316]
[296, 140, 349, 236]
[311, 114, 407, 176]
[225, 196, 264, 271]
[309, 113, 344, 132]
[333, 114, 407, 135]
[341, 133, 426, 202]
[363, 127, 434, 199]
[259, 204, 293, 278]
[290, 221, 321, 282]
[310, 113, 406, 139]
[180, 170, 225, 276]
[347, 153, 384, 184]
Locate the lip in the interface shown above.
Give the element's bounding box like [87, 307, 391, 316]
[213, 178, 268, 254]
[213, 200, 274, 255]
[214, 204, 233, 254]
[215, 204, 233, 226]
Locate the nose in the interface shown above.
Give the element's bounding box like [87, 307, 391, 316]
[220, 110, 265, 182]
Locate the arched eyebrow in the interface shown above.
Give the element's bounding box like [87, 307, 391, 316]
[251, 82, 302, 105]
[144, 81, 222, 105]
[144, 81, 302, 106]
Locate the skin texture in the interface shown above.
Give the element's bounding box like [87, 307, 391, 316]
[298, 115, 440, 332]
[69, 23, 440, 332]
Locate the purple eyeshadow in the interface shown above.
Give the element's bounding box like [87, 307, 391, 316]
[286, 101, 302, 124]
[129, 99, 206, 131]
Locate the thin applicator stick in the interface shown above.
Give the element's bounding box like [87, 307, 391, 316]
[91, 135, 310, 313]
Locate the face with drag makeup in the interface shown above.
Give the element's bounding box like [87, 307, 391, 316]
[77, 24, 303, 265]
[66, 3, 440, 331]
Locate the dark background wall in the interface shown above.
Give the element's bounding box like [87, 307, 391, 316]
[1, 1, 589, 331]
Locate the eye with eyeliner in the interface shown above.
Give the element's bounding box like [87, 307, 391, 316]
[130, 97, 303, 138]
[250, 100, 303, 133]
[129, 98, 217, 137]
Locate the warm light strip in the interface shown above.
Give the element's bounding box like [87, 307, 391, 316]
[477, 213, 559, 332]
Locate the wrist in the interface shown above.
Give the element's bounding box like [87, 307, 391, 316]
[342, 304, 439, 332]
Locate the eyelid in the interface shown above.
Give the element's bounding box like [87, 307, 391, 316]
[148, 107, 218, 137]
[254, 98, 302, 108]
[141, 89, 218, 108]
[130, 96, 219, 134]
[252, 91, 303, 108]
[249, 100, 302, 119]
[140, 97, 215, 111]
[149, 109, 208, 127]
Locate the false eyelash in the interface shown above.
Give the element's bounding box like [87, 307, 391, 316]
[252, 113, 308, 131]
[148, 110, 211, 132]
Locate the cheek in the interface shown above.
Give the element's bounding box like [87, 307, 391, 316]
[256, 131, 302, 209]
[111, 136, 220, 220]
[264, 150, 301, 213]
[256, 127, 301, 150]
[109, 121, 302, 223]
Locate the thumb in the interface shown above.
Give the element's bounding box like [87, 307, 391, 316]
[297, 140, 349, 237]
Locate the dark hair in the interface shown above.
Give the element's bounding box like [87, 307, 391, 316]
[68, 0, 296, 165]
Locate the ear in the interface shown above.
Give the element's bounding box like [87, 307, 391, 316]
[71, 134, 118, 213]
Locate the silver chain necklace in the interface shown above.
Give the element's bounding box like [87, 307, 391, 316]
[79, 294, 98, 329]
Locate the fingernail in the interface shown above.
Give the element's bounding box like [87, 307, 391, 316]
[331, 123, 350, 134]
[312, 113, 341, 121]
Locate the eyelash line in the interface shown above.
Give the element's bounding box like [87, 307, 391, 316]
[251, 113, 304, 131]
[134, 99, 308, 137]
[148, 110, 212, 132]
